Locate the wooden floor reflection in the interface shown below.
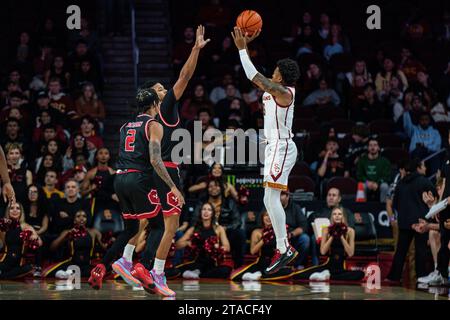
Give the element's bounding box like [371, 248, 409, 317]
[0, 279, 448, 300]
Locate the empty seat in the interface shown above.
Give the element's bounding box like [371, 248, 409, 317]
[316, 106, 347, 122]
[330, 118, 355, 135]
[326, 176, 357, 199]
[293, 118, 318, 133]
[353, 212, 379, 256]
[289, 175, 316, 193]
[376, 133, 406, 149]
[291, 161, 313, 177]
[381, 147, 409, 166]
[369, 119, 395, 134]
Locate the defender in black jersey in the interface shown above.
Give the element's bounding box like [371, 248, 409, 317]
[133, 25, 210, 297]
[89, 87, 184, 291]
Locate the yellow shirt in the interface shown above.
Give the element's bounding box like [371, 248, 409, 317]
[43, 187, 64, 199]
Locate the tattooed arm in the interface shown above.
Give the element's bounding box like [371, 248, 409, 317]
[252, 73, 292, 104]
[148, 121, 185, 207]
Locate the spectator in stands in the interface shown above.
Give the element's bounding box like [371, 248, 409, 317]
[49, 179, 91, 237]
[181, 84, 214, 121]
[32, 110, 66, 143]
[190, 179, 245, 267]
[173, 26, 195, 71]
[346, 59, 373, 87]
[71, 59, 102, 94]
[378, 74, 405, 107]
[386, 158, 436, 283]
[356, 137, 391, 202]
[294, 25, 317, 57]
[301, 63, 323, 96]
[176, 202, 231, 279]
[68, 39, 100, 77]
[399, 47, 426, 82]
[393, 89, 414, 123]
[33, 42, 53, 77]
[317, 13, 331, 43]
[307, 187, 355, 265]
[323, 24, 349, 61]
[350, 83, 386, 123]
[80, 148, 118, 214]
[188, 162, 238, 201]
[36, 123, 67, 157]
[403, 110, 441, 175]
[209, 73, 242, 105]
[67, 17, 99, 54]
[16, 31, 31, 67]
[62, 133, 95, 172]
[302, 78, 341, 107]
[1, 118, 29, 153]
[35, 153, 61, 186]
[345, 124, 370, 173]
[374, 57, 408, 97]
[44, 55, 71, 89]
[280, 190, 310, 268]
[317, 138, 350, 194]
[48, 77, 76, 127]
[24, 184, 49, 237]
[5, 144, 33, 204]
[79, 115, 103, 151]
[75, 83, 106, 133]
[34, 139, 63, 171]
[214, 84, 241, 129]
[42, 170, 64, 200]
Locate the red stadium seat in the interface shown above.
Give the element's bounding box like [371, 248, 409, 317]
[291, 161, 312, 177]
[381, 147, 409, 166]
[330, 118, 356, 135]
[293, 118, 318, 133]
[376, 133, 407, 149]
[316, 106, 347, 122]
[326, 177, 358, 199]
[369, 119, 395, 134]
[288, 175, 316, 193]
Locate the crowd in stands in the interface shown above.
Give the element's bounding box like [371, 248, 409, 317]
[1, 1, 450, 284]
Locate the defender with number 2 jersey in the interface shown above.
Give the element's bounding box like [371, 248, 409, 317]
[114, 113, 161, 220]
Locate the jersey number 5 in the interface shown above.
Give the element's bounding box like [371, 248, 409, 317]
[125, 129, 136, 152]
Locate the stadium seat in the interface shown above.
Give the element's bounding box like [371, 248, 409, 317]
[376, 133, 407, 149]
[369, 119, 395, 134]
[291, 161, 313, 177]
[293, 118, 318, 133]
[352, 212, 379, 256]
[326, 177, 357, 200]
[381, 147, 409, 166]
[288, 175, 315, 193]
[315, 105, 347, 122]
[330, 118, 355, 135]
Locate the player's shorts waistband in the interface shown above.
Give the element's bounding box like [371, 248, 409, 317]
[163, 161, 179, 168]
[116, 169, 142, 175]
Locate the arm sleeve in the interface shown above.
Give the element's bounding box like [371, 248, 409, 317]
[159, 89, 180, 126]
[239, 49, 258, 80]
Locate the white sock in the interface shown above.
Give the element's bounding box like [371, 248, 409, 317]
[263, 188, 288, 254]
[123, 244, 135, 262]
[153, 258, 165, 274]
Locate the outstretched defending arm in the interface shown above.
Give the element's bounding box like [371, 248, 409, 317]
[173, 25, 210, 100]
[0, 146, 15, 203]
[231, 27, 291, 105]
[148, 121, 185, 207]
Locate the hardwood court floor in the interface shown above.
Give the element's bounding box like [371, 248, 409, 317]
[0, 279, 448, 300]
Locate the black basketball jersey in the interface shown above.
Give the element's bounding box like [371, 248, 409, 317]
[117, 114, 155, 172]
[156, 88, 180, 162]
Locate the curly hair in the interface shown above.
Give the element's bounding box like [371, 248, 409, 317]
[136, 88, 159, 113]
[276, 58, 300, 86]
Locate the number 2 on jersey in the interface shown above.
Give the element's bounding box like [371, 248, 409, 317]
[125, 129, 136, 152]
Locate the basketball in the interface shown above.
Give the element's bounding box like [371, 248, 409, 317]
[236, 10, 263, 36]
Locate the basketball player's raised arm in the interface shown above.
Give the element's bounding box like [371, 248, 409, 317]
[148, 121, 185, 207]
[0, 146, 15, 204]
[173, 25, 210, 100]
[231, 27, 291, 101]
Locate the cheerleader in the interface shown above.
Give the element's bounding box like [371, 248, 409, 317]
[175, 202, 232, 279]
[0, 202, 42, 279]
[230, 211, 293, 281]
[292, 206, 365, 281]
[43, 210, 106, 278]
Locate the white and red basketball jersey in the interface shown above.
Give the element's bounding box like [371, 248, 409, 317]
[262, 86, 295, 140]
